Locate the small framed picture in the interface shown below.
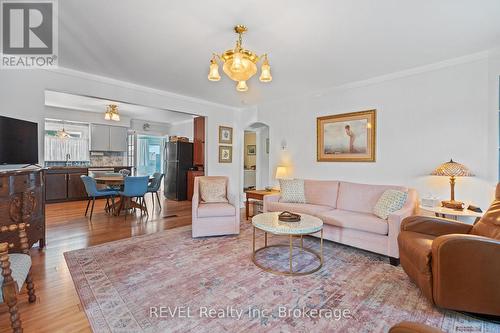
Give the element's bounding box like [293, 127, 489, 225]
[219, 126, 233, 144]
[247, 145, 256, 155]
[219, 145, 232, 163]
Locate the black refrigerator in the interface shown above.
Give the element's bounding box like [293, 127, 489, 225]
[164, 142, 193, 201]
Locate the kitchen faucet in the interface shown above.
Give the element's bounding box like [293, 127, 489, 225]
[65, 153, 71, 166]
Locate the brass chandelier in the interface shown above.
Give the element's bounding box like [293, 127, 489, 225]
[208, 25, 272, 92]
[104, 104, 120, 121]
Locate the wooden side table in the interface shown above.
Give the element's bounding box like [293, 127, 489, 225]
[245, 189, 280, 220]
[419, 205, 483, 224]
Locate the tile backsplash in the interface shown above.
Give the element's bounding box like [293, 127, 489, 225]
[90, 151, 127, 166]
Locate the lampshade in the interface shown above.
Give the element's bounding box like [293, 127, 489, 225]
[275, 166, 288, 179]
[431, 159, 474, 177]
[104, 111, 111, 120]
[111, 112, 120, 121]
[208, 59, 221, 81]
[259, 57, 272, 82]
[236, 80, 248, 92]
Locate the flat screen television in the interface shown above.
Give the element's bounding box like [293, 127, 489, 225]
[0, 115, 38, 165]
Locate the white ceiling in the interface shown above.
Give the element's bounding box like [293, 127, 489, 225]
[58, 0, 500, 107]
[45, 90, 195, 124]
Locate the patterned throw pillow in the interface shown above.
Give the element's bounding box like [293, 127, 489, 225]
[373, 189, 408, 219]
[279, 179, 306, 203]
[199, 178, 228, 203]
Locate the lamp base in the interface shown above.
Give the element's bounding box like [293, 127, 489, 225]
[441, 200, 465, 210]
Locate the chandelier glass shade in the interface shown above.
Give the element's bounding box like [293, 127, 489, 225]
[208, 25, 272, 92]
[105, 104, 120, 121]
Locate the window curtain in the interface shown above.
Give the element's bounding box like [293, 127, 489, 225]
[137, 138, 149, 167]
[44, 136, 89, 161]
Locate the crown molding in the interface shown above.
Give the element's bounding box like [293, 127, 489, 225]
[256, 49, 493, 109]
[44, 66, 239, 111]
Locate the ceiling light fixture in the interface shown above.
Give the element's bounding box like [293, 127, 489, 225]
[208, 25, 272, 92]
[105, 104, 120, 121]
[56, 121, 71, 139]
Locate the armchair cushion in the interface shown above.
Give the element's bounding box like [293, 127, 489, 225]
[0, 253, 31, 301]
[199, 178, 228, 203]
[197, 203, 235, 218]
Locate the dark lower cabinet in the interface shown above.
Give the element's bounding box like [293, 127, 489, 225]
[45, 173, 67, 201]
[45, 168, 88, 203]
[68, 173, 88, 199]
[0, 169, 46, 250]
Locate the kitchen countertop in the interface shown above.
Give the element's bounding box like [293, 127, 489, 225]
[45, 166, 132, 170]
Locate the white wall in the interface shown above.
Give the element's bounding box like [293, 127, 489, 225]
[130, 119, 171, 136]
[45, 105, 132, 127]
[169, 120, 194, 141]
[258, 53, 499, 209]
[0, 68, 247, 201]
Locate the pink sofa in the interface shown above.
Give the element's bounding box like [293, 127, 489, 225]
[263, 180, 417, 264]
[192, 176, 240, 238]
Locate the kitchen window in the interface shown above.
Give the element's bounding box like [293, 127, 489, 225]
[44, 119, 90, 164]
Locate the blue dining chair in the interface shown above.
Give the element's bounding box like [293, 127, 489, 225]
[147, 172, 164, 210]
[118, 176, 149, 217]
[81, 175, 119, 220]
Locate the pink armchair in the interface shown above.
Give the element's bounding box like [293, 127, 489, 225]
[192, 176, 240, 237]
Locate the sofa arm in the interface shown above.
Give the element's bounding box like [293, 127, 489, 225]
[387, 206, 415, 258]
[431, 234, 500, 315]
[401, 215, 472, 236]
[263, 194, 280, 212]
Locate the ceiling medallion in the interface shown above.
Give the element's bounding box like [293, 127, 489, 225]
[104, 104, 120, 121]
[208, 25, 272, 92]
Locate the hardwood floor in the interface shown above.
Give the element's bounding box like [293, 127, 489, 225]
[0, 193, 194, 333]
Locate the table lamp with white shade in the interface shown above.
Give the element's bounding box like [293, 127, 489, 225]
[431, 159, 474, 209]
[275, 166, 288, 180]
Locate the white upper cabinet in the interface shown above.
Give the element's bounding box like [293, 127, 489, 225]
[90, 124, 128, 151]
[109, 126, 128, 152]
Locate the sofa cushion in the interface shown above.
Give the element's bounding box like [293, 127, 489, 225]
[304, 180, 339, 208]
[337, 181, 407, 214]
[199, 178, 228, 203]
[279, 179, 306, 203]
[373, 189, 408, 219]
[317, 209, 389, 235]
[197, 203, 235, 218]
[266, 201, 333, 216]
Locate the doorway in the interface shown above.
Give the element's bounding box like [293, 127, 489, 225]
[136, 135, 166, 176]
[242, 123, 270, 192]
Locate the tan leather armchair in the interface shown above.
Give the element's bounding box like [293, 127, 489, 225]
[398, 184, 500, 316]
[389, 322, 443, 333]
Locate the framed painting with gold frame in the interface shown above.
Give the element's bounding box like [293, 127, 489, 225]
[219, 145, 232, 163]
[317, 109, 376, 162]
[219, 126, 233, 144]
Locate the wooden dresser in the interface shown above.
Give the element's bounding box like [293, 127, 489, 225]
[0, 168, 46, 251]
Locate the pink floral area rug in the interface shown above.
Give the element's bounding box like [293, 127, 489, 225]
[64, 223, 500, 333]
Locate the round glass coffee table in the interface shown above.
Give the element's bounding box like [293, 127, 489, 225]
[251, 212, 324, 276]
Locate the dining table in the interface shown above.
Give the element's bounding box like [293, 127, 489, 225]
[94, 175, 152, 216]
